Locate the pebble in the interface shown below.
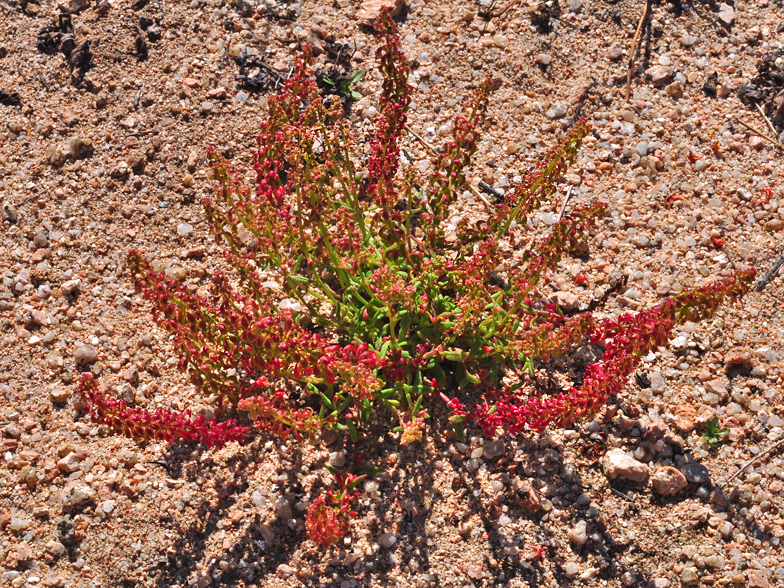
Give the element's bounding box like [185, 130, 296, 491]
[607, 44, 622, 60]
[379, 532, 397, 548]
[483, 439, 505, 459]
[681, 463, 711, 484]
[2, 201, 18, 222]
[62, 485, 95, 507]
[177, 223, 194, 236]
[651, 467, 688, 495]
[536, 53, 552, 65]
[73, 344, 99, 365]
[646, 65, 674, 87]
[57, 452, 81, 473]
[9, 516, 29, 531]
[568, 520, 588, 545]
[252, 490, 266, 506]
[718, 3, 735, 26]
[747, 570, 770, 588]
[681, 567, 699, 584]
[602, 448, 650, 484]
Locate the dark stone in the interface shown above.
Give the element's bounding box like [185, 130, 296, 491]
[146, 25, 161, 43]
[681, 462, 711, 484]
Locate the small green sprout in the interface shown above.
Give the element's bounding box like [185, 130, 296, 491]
[323, 69, 364, 100]
[703, 416, 729, 445]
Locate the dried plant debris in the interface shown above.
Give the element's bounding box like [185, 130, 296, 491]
[740, 50, 784, 128]
[257, 0, 302, 20]
[0, 90, 21, 106]
[233, 47, 285, 92]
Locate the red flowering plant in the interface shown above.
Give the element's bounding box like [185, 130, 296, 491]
[78, 13, 755, 548]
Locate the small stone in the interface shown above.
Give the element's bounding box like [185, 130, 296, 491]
[45, 143, 69, 167]
[15, 542, 33, 562]
[328, 451, 347, 467]
[50, 387, 70, 403]
[182, 174, 194, 187]
[515, 479, 542, 513]
[205, 87, 227, 100]
[379, 532, 397, 548]
[681, 463, 710, 484]
[648, 579, 670, 588]
[60, 279, 81, 295]
[45, 540, 66, 557]
[356, 0, 405, 27]
[744, 26, 761, 45]
[747, 570, 769, 588]
[749, 136, 765, 150]
[252, 491, 266, 507]
[57, 452, 81, 473]
[651, 467, 688, 495]
[564, 562, 580, 578]
[704, 379, 727, 401]
[552, 290, 579, 311]
[9, 517, 29, 531]
[181, 77, 200, 88]
[665, 81, 684, 98]
[61, 109, 78, 127]
[717, 3, 735, 26]
[200, 101, 213, 113]
[276, 564, 293, 578]
[568, 520, 588, 545]
[74, 345, 99, 365]
[33, 231, 48, 248]
[607, 44, 623, 60]
[2, 201, 18, 222]
[466, 564, 484, 580]
[483, 439, 505, 459]
[646, 65, 674, 87]
[536, 53, 552, 65]
[681, 35, 697, 46]
[68, 137, 93, 160]
[602, 449, 650, 484]
[62, 485, 95, 507]
[681, 567, 698, 584]
[274, 497, 292, 519]
[635, 141, 648, 156]
[177, 223, 194, 237]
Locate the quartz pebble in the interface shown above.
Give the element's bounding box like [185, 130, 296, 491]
[379, 532, 397, 548]
[602, 449, 650, 484]
[568, 520, 588, 545]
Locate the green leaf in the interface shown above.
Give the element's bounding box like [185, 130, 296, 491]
[347, 419, 359, 443]
[324, 464, 339, 475]
[351, 91, 362, 100]
[320, 392, 335, 411]
[442, 349, 469, 362]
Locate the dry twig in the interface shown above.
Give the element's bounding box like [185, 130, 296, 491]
[626, 0, 650, 101]
[557, 186, 573, 222]
[734, 117, 784, 151]
[756, 103, 778, 139]
[719, 437, 784, 489]
[756, 255, 784, 292]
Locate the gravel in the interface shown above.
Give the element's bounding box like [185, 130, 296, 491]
[1, 0, 784, 586]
